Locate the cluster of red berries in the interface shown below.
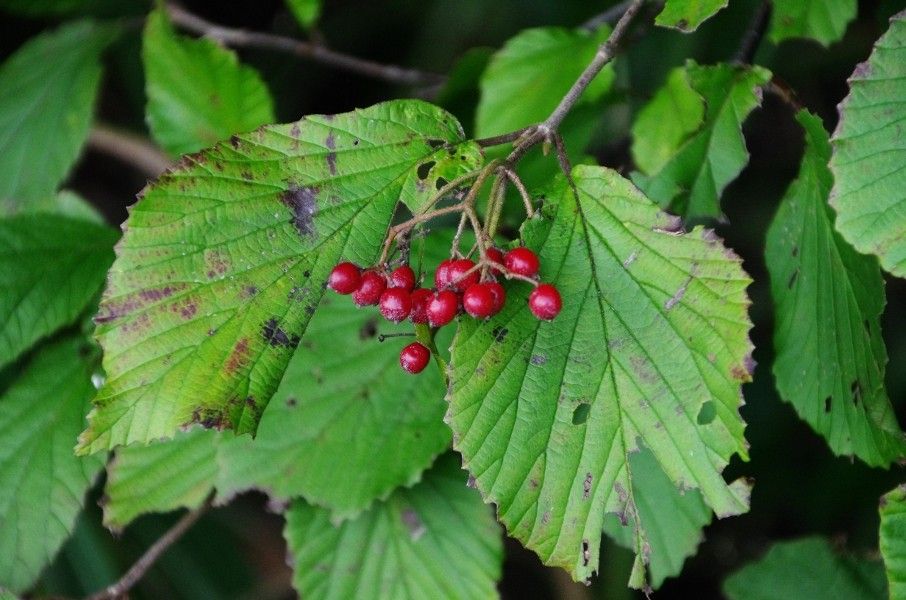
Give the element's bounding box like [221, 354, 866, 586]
[327, 247, 561, 374]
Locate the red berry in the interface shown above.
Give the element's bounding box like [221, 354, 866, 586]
[409, 288, 432, 324]
[399, 342, 431, 374]
[352, 271, 386, 306]
[379, 288, 411, 322]
[528, 284, 562, 320]
[486, 247, 506, 272]
[434, 259, 456, 290]
[462, 283, 496, 318]
[426, 290, 459, 327]
[504, 247, 540, 278]
[447, 259, 479, 291]
[389, 265, 416, 291]
[486, 281, 506, 315]
[328, 262, 361, 294]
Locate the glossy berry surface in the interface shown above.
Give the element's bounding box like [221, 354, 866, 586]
[528, 284, 562, 320]
[388, 265, 416, 291]
[447, 259, 479, 291]
[352, 271, 386, 306]
[409, 288, 432, 324]
[426, 290, 459, 327]
[434, 259, 456, 290]
[327, 262, 361, 295]
[504, 247, 540, 278]
[486, 247, 506, 272]
[486, 281, 506, 315]
[379, 288, 411, 322]
[462, 283, 496, 318]
[399, 342, 431, 374]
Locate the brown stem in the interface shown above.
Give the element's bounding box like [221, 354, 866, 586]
[88, 125, 171, 178]
[85, 494, 214, 600]
[735, 0, 771, 65]
[504, 169, 534, 217]
[165, 3, 444, 86]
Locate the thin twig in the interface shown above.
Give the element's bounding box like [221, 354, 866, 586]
[735, 0, 771, 65]
[475, 127, 533, 148]
[165, 3, 444, 86]
[504, 169, 534, 217]
[85, 494, 214, 600]
[88, 125, 171, 178]
[581, 0, 634, 31]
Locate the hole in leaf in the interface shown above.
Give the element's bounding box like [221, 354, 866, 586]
[697, 401, 716, 425]
[435, 176, 448, 190]
[416, 161, 436, 180]
[572, 403, 591, 425]
[824, 396, 832, 413]
[850, 380, 862, 406]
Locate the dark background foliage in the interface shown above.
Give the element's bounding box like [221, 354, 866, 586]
[1, 0, 904, 598]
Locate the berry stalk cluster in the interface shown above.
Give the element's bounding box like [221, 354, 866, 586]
[327, 246, 561, 374]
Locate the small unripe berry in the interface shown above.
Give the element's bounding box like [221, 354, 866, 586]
[528, 284, 562, 320]
[434, 259, 456, 290]
[352, 271, 386, 306]
[486, 281, 506, 315]
[328, 262, 361, 294]
[504, 247, 540, 278]
[409, 288, 432, 324]
[388, 265, 416, 291]
[426, 290, 459, 327]
[462, 283, 496, 318]
[447, 259, 480, 292]
[379, 288, 411, 322]
[399, 342, 431, 374]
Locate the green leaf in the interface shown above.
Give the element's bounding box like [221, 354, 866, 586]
[286, 0, 321, 29]
[475, 26, 614, 138]
[78, 100, 481, 455]
[723, 537, 886, 600]
[655, 0, 728, 32]
[603, 445, 711, 590]
[103, 428, 219, 530]
[217, 294, 451, 519]
[631, 61, 771, 220]
[0, 336, 105, 593]
[0, 20, 116, 206]
[447, 165, 753, 583]
[769, 0, 858, 46]
[143, 9, 276, 156]
[284, 453, 503, 600]
[830, 11, 906, 277]
[0, 214, 117, 370]
[881, 485, 906, 599]
[766, 110, 905, 467]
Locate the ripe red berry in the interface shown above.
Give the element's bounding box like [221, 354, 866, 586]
[462, 283, 496, 318]
[447, 259, 479, 291]
[486, 281, 506, 315]
[399, 342, 431, 374]
[352, 271, 386, 306]
[409, 288, 432, 324]
[486, 247, 506, 272]
[504, 247, 540, 278]
[379, 288, 411, 322]
[327, 262, 361, 294]
[426, 290, 459, 327]
[434, 259, 455, 290]
[389, 265, 416, 291]
[528, 284, 562, 320]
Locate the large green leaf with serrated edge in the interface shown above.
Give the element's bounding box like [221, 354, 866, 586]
[881, 485, 906, 599]
[769, 0, 857, 47]
[475, 25, 614, 138]
[284, 453, 503, 600]
[143, 9, 275, 157]
[0, 20, 116, 206]
[603, 445, 711, 590]
[77, 100, 482, 455]
[723, 537, 886, 600]
[0, 336, 105, 593]
[830, 11, 906, 278]
[102, 428, 219, 530]
[216, 294, 451, 519]
[655, 0, 728, 33]
[0, 214, 117, 370]
[631, 61, 771, 220]
[447, 165, 753, 583]
[766, 110, 905, 467]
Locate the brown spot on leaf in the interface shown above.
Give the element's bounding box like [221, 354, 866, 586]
[492, 326, 508, 343]
[583, 473, 593, 499]
[241, 285, 259, 299]
[359, 317, 379, 340]
[205, 249, 231, 279]
[325, 131, 337, 175]
[285, 396, 298, 408]
[225, 337, 251, 375]
[262, 318, 300, 348]
[281, 185, 318, 237]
